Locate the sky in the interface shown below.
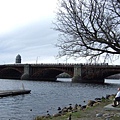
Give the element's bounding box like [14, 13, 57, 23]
[0, 0, 61, 64]
[0, 0, 119, 65]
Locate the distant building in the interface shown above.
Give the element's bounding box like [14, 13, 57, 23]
[15, 54, 21, 63]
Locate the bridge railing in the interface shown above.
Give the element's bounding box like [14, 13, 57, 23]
[2, 63, 118, 68]
[1, 63, 109, 66]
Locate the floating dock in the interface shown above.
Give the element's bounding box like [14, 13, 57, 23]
[0, 90, 31, 97]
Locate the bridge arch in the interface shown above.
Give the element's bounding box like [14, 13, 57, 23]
[31, 68, 73, 81]
[79, 66, 120, 83]
[103, 70, 120, 79]
[0, 68, 22, 79]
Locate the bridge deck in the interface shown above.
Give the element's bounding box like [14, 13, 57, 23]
[0, 90, 31, 97]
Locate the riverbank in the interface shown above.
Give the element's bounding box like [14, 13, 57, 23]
[35, 94, 120, 120]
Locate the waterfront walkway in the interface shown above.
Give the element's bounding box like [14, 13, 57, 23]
[104, 103, 120, 111]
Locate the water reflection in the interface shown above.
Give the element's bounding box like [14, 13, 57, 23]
[105, 79, 120, 84]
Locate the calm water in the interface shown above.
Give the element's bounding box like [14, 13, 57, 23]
[0, 78, 120, 120]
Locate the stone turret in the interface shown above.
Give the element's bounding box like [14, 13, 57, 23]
[15, 54, 21, 63]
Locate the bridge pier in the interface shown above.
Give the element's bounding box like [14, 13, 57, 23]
[21, 64, 31, 80]
[72, 65, 105, 83]
[72, 65, 82, 83]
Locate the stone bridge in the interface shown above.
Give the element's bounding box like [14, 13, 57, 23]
[0, 63, 120, 83]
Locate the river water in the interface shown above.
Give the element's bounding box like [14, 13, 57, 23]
[0, 78, 120, 120]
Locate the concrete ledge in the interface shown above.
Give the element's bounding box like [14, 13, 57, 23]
[104, 103, 120, 111]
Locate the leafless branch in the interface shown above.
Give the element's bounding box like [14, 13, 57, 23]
[54, 0, 120, 63]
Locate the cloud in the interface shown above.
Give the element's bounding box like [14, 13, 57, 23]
[0, 18, 59, 64]
[0, 0, 61, 64]
[0, 0, 57, 34]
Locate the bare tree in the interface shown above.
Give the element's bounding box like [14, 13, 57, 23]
[54, 0, 120, 63]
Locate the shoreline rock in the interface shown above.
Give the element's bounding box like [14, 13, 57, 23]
[35, 94, 116, 119]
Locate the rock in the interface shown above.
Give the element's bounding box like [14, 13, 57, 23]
[96, 113, 103, 117]
[103, 113, 111, 117]
[95, 98, 102, 102]
[93, 102, 100, 106]
[57, 107, 61, 111]
[103, 113, 114, 119]
[95, 98, 102, 101]
[74, 104, 78, 110]
[87, 100, 96, 106]
[114, 113, 120, 117]
[81, 105, 86, 109]
[67, 105, 73, 110]
[62, 107, 68, 113]
[106, 94, 110, 99]
[108, 94, 115, 100]
[53, 113, 61, 117]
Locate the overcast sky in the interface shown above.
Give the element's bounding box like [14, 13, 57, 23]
[0, 0, 61, 64]
[0, 0, 119, 65]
